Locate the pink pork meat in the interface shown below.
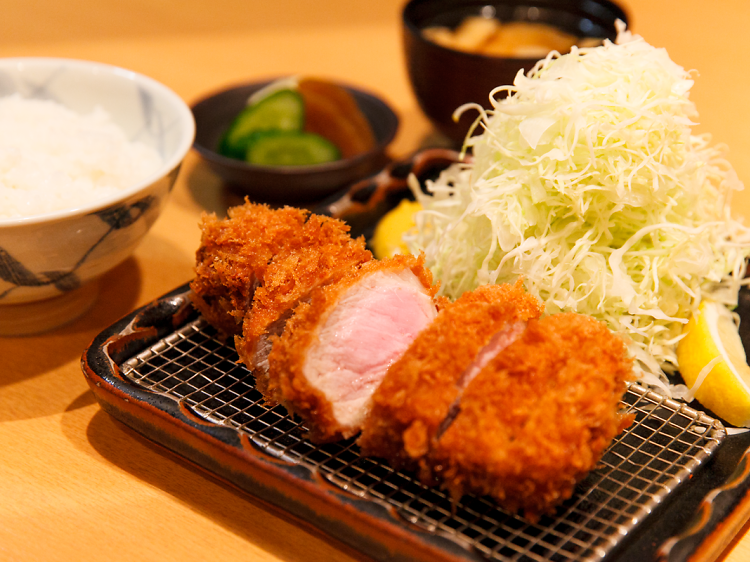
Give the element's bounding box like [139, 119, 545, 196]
[358, 282, 543, 473]
[267, 254, 440, 442]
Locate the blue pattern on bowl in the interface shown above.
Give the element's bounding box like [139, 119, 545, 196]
[0, 196, 157, 301]
[0, 58, 194, 319]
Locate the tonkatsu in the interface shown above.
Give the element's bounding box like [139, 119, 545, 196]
[190, 201, 635, 519]
[358, 281, 543, 471]
[267, 253, 441, 442]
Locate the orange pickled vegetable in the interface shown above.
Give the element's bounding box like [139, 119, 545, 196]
[297, 78, 376, 158]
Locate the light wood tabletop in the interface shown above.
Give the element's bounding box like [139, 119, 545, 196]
[1, 0, 749, 560]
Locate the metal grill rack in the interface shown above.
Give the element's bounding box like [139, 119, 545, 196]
[121, 318, 725, 562]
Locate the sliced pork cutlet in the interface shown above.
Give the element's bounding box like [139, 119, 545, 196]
[358, 282, 543, 471]
[430, 313, 634, 522]
[267, 253, 440, 443]
[236, 212, 372, 395]
[190, 201, 371, 343]
[190, 202, 309, 336]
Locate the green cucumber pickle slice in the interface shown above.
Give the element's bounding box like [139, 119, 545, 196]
[246, 131, 341, 166]
[219, 89, 304, 159]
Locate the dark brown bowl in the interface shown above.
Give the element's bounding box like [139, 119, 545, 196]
[191, 80, 399, 203]
[402, 0, 628, 145]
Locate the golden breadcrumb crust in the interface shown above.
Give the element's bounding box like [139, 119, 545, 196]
[431, 313, 635, 522]
[358, 281, 544, 470]
[190, 202, 309, 335]
[236, 212, 372, 379]
[267, 253, 438, 443]
[190, 200, 371, 344]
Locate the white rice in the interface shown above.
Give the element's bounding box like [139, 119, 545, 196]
[0, 94, 163, 220]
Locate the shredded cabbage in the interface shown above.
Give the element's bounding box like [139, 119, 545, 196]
[406, 23, 750, 394]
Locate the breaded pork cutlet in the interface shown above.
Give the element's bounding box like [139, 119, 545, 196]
[430, 313, 634, 521]
[267, 253, 441, 443]
[235, 212, 372, 395]
[190, 202, 308, 335]
[190, 201, 371, 354]
[358, 282, 543, 471]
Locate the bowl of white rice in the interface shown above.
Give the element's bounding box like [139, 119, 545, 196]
[0, 57, 195, 335]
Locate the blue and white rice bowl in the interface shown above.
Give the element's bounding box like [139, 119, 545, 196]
[0, 58, 195, 334]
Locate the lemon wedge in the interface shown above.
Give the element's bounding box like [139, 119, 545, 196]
[371, 199, 421, 259]
[677, 300, 750, 427]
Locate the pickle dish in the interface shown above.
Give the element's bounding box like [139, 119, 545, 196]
[191, 79, 399, 202]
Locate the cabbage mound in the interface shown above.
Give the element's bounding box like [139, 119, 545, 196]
[407, 23, 750, 393]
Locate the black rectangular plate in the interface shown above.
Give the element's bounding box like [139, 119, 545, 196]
[81, 284, 750, 562]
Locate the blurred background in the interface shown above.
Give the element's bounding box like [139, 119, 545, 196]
[3, 0, 748, 205]
[3, 0, 747, 345]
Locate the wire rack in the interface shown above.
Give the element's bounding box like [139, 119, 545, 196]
[121, 318, 725, 562]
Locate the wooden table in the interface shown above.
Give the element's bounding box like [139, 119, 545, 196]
[2, 0, 749, 560]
